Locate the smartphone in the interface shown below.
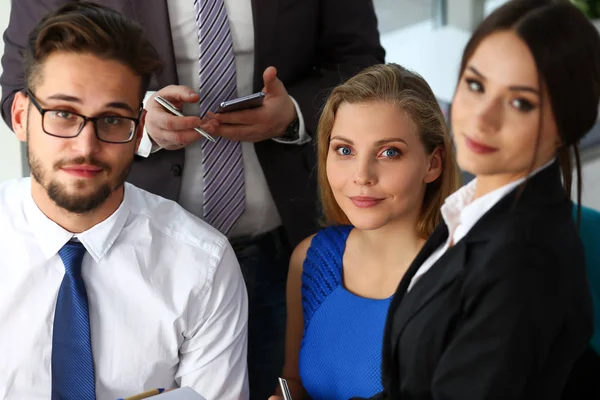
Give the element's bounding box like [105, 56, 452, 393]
[217, 92, 266, 113]
[154, 95, 215, 142]
[278, 378, 292, 400]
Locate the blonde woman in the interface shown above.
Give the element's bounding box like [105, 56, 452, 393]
[270, 63, 460, 400]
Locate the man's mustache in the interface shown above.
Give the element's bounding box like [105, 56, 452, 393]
[54, 156, 111, 171]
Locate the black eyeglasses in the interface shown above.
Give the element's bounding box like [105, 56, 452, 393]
[26, 89, 142, 144]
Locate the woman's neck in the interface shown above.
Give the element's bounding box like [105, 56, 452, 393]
[473, 173, 523, 200]
[342, 219, 425, 299]
[350, 220, 425, 272]
[473, 158, 556, 200]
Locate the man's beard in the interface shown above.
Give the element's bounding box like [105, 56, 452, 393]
[27, 142, 132, 214]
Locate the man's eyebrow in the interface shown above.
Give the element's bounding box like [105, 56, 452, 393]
[46, 94, 82, 103]
[103, 102, 135, 113]
[45, 94, 136, 113]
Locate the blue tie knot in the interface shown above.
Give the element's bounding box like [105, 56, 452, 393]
[58, 241, 87, 276]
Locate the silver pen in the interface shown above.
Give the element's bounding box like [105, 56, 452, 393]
[278, 378, 293, 400]
[154, 95, 216, 143]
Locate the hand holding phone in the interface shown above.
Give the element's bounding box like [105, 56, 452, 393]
[207, 67, 295, 143]
[216, 92, 266, 114]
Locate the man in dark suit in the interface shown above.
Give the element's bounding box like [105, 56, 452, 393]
[1, 1, 385, 398]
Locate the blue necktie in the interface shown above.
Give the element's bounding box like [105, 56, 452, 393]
[51, 241, 96, 400]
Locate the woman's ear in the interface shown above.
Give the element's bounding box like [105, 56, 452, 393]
[11, 91, 29, 142]
[424, 146, 444, 184]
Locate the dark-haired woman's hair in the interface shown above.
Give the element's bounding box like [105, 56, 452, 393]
[458, 0, 600, 222]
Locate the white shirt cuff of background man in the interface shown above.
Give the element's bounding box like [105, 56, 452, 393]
[137, 91, 310, 158]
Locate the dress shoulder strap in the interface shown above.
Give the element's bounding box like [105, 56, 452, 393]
[301, 225, 352, 329]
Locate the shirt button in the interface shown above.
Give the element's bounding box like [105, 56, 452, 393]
[171, 164, 182, 177]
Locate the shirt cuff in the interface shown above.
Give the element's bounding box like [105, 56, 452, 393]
[136, 91, 163, 158]
[272, 96, 311, 145]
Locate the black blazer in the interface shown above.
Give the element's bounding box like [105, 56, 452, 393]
[373, 162, 593, 400]
[0, 0, 385, 247]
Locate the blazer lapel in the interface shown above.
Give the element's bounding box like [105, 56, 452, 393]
[384, 237, 467, 396]
[391, 242, 467, 340]
[396, 222, 449, 303]
[251, 0, 279, 90]
[383, 222, 449, 359]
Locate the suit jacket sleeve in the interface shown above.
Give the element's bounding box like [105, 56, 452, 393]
[284, 0, 385, 136]
[1, 0, 72, 130]
[428, 241, 585, 399]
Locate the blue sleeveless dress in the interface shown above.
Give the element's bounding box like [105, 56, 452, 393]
[299, 225, 392, 400]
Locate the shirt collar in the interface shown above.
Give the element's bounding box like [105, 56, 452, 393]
[23, 183, 131, 262]
[441, 159, 556, 240]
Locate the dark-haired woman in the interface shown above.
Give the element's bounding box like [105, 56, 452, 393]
[370, 1, 600, 398]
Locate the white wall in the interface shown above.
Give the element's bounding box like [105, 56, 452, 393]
[0, 0, 24, 183]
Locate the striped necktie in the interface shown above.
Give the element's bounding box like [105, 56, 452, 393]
[51, 241, 96, 400]
[194, 0, 245, 234]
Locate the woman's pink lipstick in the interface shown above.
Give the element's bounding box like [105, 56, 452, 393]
[350, 196, 383, 208]
[465, 136, 498, 154]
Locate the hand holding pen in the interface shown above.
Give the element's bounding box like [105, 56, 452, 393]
[154, 96, 215, 143]
[144, 85, 219, 150]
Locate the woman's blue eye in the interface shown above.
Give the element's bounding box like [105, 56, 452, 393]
[381, 148, 400, 158]
[336, 146, 352, 156]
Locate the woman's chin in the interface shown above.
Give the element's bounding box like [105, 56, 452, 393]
[347, 215, 388, 231]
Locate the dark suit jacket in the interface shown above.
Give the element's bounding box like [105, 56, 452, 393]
[0, 0, 385, 247]
[372, 162, 593, 400]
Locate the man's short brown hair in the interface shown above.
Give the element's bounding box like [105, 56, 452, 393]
[24, 1, 163, 102]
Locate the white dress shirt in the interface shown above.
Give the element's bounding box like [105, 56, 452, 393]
[408, 160, 556, 292]
[0, 178, 249, 400]
[138, 0, 310, 239]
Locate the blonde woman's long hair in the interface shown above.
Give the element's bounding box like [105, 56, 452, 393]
[317, 63, 461, 238]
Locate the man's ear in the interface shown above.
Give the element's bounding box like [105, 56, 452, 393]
[11, 91, 29, 142]
[133, 108, 146, 152]
[424, 146, 444, 184]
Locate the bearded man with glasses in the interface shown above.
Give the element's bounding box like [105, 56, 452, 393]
[0, 3, 249, 400]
